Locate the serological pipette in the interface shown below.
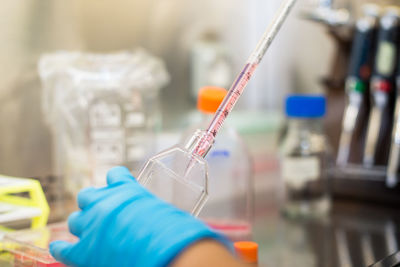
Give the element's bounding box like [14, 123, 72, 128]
[387, 29, 400, 187]
[192, 0, 297, 158]
[137, 0, 297, 216]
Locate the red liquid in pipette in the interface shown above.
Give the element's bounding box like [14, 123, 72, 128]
[193, 63, 258, 157]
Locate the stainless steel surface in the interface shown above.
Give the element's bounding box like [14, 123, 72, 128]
[249, 148, 400, 267]
[253, 184, 400, 266]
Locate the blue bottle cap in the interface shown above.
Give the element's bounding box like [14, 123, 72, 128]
[285, 95, 326, 118]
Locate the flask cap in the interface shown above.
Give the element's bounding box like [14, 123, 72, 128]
[234, 241, 258, 263]
[197, 86, 227, 113]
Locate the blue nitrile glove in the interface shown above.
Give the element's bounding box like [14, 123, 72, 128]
[50, 166, 231, 267]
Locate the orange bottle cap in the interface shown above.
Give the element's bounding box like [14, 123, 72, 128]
[197, 86, 227, 114]
[234, 241, 258, 263]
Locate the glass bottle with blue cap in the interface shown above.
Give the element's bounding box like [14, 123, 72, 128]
[280, 95, 331, 218]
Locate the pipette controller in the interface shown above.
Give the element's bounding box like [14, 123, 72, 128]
[387, 41, 400, 187]
[137, 0, 297, 215]
[388, 86, 400, 187]
[337, 5, 379, 166]
[363, 8, 400, 167]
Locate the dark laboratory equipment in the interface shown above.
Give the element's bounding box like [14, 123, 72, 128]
[337, 5, 379, 166]
[363, 7, 399, 167]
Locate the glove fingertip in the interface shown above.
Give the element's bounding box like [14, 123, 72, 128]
[68, 211, 82, 237]
[77, 187, 96, 209]
[106, 166, 136, 185]
[49, 240, 73, 263]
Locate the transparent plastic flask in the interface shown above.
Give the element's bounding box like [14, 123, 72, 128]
[280, 95, 331, 219]
[181, 86, 253, 240]
[138, 129, 210, 216]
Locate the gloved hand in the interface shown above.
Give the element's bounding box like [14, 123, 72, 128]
[50, 166, 231, 267]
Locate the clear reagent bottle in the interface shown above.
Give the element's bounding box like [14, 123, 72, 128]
[280, 95, 331, 219]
